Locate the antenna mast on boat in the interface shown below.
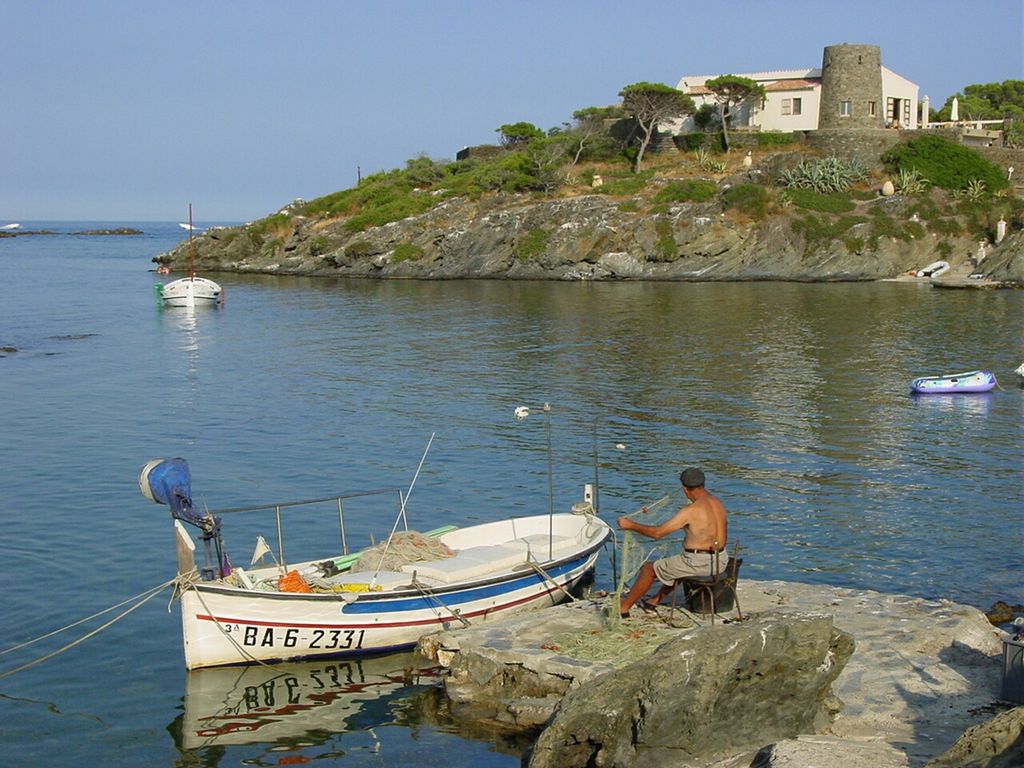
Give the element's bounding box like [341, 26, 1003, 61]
[187, 203, 196, 280]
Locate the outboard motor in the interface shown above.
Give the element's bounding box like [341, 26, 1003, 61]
[140, 458, 228, 580]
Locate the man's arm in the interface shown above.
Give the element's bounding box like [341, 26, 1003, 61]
[618, 505, 692, 540]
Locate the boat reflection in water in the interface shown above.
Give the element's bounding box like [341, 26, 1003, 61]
[172, 651, 443, 753]
[911, 391, 994, 416]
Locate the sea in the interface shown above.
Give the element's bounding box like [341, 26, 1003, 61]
[1, 221, 1021, 767]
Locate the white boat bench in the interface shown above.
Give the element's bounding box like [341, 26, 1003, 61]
[400, 534, 579, 584]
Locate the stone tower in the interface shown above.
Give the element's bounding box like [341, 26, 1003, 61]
[818, 44, 884, 130]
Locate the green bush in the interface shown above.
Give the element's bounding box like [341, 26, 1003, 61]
[392, 243, 425, 263]
[654, 220, 677, 261]
[756, 131, 797, 147]
[595, 170, 653, 196]
[928, 217, 963, 236]
[882, 135, 1008, 192]
[654, 179, 718, 203]
[936, 240, 953, 258]
[617, 200, 640, 213]
[791, 214, 866, 245]
[722, 183, 770, 219]
[784, 188, 856, 213]
[248, 212, 290, 238]
[309, 235, 328, 256]
[513, 228, 551, 262]
[344, 240, 377, 258]
[675, 133, 707, 151]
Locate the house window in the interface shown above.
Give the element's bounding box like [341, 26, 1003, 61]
[840, 100, 852, 117]
[781, 97, 802, 116]
[792, 97, 802, 115]
[868, 101, 877, 117]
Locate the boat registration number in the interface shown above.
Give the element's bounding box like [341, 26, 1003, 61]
[227, 625, 366, 650]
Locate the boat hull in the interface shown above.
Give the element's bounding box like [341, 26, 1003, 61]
[161, 276, 222, 308]
[179, 514, 610, 669]
[910, 370, 996, 394]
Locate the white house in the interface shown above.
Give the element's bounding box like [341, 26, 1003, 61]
[668, 64, 920, 134]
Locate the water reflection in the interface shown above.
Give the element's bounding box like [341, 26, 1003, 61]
[911, 392, 995, 416]
[168, 652, 529, 766]
[172, 653, 438, 750]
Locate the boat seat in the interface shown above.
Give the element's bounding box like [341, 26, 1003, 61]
[513, 534, 579, 561]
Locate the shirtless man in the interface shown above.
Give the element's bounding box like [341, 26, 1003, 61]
[618, 467, 727, 617]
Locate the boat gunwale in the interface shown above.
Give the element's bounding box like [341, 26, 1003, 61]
[189, 529, 611, 603]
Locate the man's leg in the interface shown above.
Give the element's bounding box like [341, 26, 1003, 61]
[620, 562, 658, 615]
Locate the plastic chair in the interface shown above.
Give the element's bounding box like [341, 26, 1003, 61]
[670, 541, 744, 625]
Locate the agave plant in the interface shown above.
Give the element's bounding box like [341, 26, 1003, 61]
[962, 178, 987, 201]
[779, 155, 868, 193]
[694, 146, 727, 174]
[894, 168, 929, 195]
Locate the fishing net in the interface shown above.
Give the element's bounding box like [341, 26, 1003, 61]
[609, 487, 687, 613]
[349, 531, 455, 573]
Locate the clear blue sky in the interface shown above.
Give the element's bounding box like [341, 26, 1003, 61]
[5, 0, 1022, 222]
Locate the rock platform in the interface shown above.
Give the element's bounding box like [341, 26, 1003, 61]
[417, 579, 1017, 767]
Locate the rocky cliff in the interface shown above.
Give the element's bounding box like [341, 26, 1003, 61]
[159, 185, 1024, 284]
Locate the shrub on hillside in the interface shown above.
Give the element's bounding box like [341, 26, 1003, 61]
[654, 179, 718, 203]
[722, 183, 770, 219]
[756, 131, 797, 147]
[513, 228, 551, 262]
[392, 243, 425, 263]
[882, 135, 1008, 193]
[784, 188, 856, 214]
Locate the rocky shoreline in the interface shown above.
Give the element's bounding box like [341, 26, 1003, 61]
[155, 189, 1024, 285]
[415, 579, 1022, 767]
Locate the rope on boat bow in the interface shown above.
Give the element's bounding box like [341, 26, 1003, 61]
[0, 577, 179, 680]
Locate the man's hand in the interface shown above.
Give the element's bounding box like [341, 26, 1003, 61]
[618, 516, 633, 531]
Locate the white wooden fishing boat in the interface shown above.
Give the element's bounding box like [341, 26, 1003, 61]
[140, 457, 612, 670]
[159, 275, 223, 308]
[158, 205, 222, 308]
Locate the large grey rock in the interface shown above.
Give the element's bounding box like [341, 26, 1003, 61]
[418, 601, 616, 726]
[526, 613, 853, 768]
[924, 705, 1024, 768]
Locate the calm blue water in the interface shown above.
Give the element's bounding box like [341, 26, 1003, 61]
[1, 222, 1021, 767]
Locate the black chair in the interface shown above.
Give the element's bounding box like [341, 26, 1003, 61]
[670, 541, 744, 625]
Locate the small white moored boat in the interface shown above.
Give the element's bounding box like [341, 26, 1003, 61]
[158, 205, 222, 308]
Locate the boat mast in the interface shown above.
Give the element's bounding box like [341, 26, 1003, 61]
[187, 203, 195, 280]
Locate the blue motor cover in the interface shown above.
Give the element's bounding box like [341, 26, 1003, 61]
[139, 458, 197, 523]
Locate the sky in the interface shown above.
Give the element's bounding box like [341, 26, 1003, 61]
[4, 1, 1022, 223]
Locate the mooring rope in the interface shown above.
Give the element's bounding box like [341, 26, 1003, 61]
[525, 560, 576, 603]
[187, 581, 274, 667]
[0, 577, 178, 680]
[409, 578, 471, 627]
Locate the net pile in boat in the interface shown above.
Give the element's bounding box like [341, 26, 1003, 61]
[350, 530, 455, 573]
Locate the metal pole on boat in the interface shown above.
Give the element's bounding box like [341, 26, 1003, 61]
[275, 504, 286, 572]
[544, 403, 554, 561]
[514, 403, 555, 560]
[337, 497, 348, 555]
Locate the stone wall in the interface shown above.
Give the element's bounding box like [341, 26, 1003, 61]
[806, 128, 903, 167]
